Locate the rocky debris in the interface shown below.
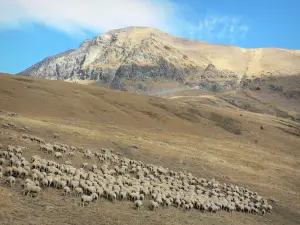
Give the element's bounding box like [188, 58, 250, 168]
[131, 144, 139, 149]
[8, 113, 18, 117]
[283, 90, 300, 99]
[268, 84, 283, 92]
[201, 64, 238, 79]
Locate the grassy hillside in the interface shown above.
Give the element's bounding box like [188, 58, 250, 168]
[0, 73, 299, 225]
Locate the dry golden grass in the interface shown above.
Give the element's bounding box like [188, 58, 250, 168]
[0, 73, 300, 225]
[106, 27, 300, 78]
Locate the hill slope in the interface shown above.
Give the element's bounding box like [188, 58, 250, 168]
[19, 26, 300, 92]
[0, 73, 300, 225]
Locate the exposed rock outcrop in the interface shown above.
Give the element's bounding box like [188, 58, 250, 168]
[19, 26, 300, 92]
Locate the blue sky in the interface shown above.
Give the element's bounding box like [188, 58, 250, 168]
[0, 0, 299, 74]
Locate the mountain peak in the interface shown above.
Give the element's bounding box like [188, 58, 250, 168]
[19, 26, 300, 92]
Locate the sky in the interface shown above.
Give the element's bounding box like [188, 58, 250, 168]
[0, 0, 299, 74]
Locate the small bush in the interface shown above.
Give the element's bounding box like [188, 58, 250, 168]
[164, 45, 171, 50]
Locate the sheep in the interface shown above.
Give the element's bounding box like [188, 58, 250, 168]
[91, 164, 97, 172]
[63, 186, 71, 196]
[82, 162, 88, 169]
[4, 167, 13, 176]
[20, 128, 27, 132]
[41, 178, 49, 187]
[0, 144, 273, 215]
[134, 200, 143, 211]
[65, 161, 72, 165]
[24, 185, 42, 197]
[24, 126, 31, 132]
[149, 200, 159, 210]
[67, 152, 75, 158]
[91, 193, 99, 201]
[5, 176, 16, 187]
[53, 133, 59, 139]
[83, 153, 92, 159]
[108, 191, 117, 203]
[54, 152, 62, 159]
[74, 187, 83, 197]
[80, 195, 96, 207]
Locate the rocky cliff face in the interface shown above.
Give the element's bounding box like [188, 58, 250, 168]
[19, 26, 300, 92]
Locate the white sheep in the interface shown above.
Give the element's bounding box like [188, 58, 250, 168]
[24, 185, 42, 197]
[134, 200, 143, 211]
[63, 186, 71, 196]
[149, 200, 159, 211]
[41, 178, 49, 187]
[82, 162, 88, 169]
[91, 193, 99, 201]
[74, 187, 83, 197]
[54, 152, 62, 159]
[91, 164, 97, 171]
[80, 195, 96, 207]
[5, 176, 16, 187]
[67, 152, 75, 158]
[65, 160, 72, 165]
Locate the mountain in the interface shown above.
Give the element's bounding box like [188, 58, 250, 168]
[19, 26, 300, 93]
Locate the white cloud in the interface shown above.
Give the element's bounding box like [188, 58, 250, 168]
[0, 0, 249, 43]
[0, 0, 177, 36]
[187, 15, 249, 43]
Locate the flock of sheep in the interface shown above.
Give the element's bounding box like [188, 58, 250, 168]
[0, 127, 273, 215]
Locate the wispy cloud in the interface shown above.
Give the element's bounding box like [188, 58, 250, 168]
[187, 15, 249, 43]
[0, 0, 249, 43]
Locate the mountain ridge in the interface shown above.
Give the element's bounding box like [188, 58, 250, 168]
[19, 26, 300, 92]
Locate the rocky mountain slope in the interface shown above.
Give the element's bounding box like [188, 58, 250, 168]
[19, 26, 300, 92]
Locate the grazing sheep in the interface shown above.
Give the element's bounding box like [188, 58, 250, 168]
[67, 152, 75, 158]
[65, 160, 72, 165]
[0, 142, 272, 215]
[74, 187, 83, 197]
[5, 176, 16, 187]
[24, 185, 42, 197]
[81, 195, 96, 207]
[149, 200, 159, 210]
[91, 193, 99, 201]
[134, 200, 143, 211]
[53, 133, 59, 139]
[108, 191, 117, 203]
[22, 125, 30, 131]
[91, 164, 97, 172]
[41, 178, 49, 187]
[82, 162, 88, 169]
[20, 128, 27, 132]
[83, 153, 92, 159]
[54, 152, 62, 159]
[63, 186, 71, 196]
[4, 167, 13, 176]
